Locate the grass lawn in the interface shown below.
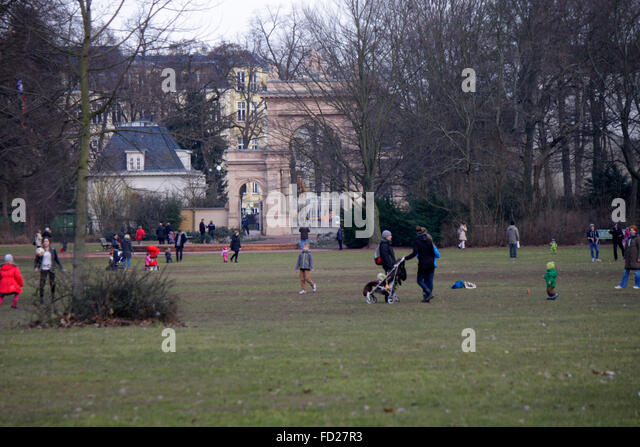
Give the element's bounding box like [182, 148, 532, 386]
[0, 245, 639, 426]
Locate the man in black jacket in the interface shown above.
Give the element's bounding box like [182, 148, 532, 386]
[207, 221, 216, 240]
[405, 226, 436, 303]
[175, 230, 187, 262]
[610, 222, 625, 261]
[199, 219, 206, 242]
[156, 223, 165, 245]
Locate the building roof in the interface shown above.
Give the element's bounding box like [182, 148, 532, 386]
[94, 123, 188, 172]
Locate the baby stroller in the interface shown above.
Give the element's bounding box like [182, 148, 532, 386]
[106, 247, 125, 271]
[362, 258, 406, 304]
[145, 245, 160, 271]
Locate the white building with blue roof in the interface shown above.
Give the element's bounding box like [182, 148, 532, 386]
[87, 121, 206, 230]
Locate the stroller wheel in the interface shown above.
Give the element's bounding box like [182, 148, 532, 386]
[387, 295, 395, 304]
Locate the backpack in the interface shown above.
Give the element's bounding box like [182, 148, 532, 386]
[374, 243, 382, 265]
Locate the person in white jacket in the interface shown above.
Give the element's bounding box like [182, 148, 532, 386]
[457, 223, 468, 249]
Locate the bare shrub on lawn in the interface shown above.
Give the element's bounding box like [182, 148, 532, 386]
[29, 267, 179, 326]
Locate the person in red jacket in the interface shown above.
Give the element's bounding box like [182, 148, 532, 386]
[0, 254, 24, 309]
[135, 226, 146, 246]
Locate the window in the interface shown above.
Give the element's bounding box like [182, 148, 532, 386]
[252, 182, 259, 194]
[237, 137, 244, 150]
[136, 157, 141, 170]
[249, 72, 258, 91]
[237, 101, 246, 122]
[251, 102, 259, 117]
[250, 138, 259, 150]
[236, 71, 245, 91]
[129, 158, 134, 170]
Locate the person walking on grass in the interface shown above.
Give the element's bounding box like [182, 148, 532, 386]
[587, 223, 601, 262]
[610, 222, 624, 261]
[122, 234, 133, 269]
[34, 237, 64, 302]
[175, 229, 187, 262]
[296, 243, 316, 294]
[405, 226, 437, 303]
[615, 225, 640, 289]
[506, 220, 520, 258]
[0, 254, 23, 309]
[230, 230, 241, 263]
[457, 223, 468, 249]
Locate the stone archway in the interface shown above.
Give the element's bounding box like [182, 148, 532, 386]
[224, 149, 290, 236]
[223, 77, 354, 236]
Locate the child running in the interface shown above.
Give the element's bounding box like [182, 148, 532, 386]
[296, 243, 316, 294]
[544, 261, 558, 300]
[221, 246, 229, 263]
[0, 254, 24, 309]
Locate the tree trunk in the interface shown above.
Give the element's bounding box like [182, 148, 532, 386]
[558, 90, 573, 204]
[630, 176, 638, 225]
[72, 3, 93, 307]
[523, 119, 535, 203]
[574, 88, 584, 197]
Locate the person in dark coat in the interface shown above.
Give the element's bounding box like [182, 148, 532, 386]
[615, 225, 640, 289]
[175, 229, 187, 262]
[199, 219, 206, 241]
[242, 216, 250, 236]
[299, 226, 310, 250]
[230, 230, 241, 263]
[34, 237, 64, 302]
[336, 226, 343, 250]
[111, 234, 121, 250]
[121, 234, 133, 269]
[207, 221, 216, 240]
[610, 222, 625, 261]
[379, 230, 396, 274]
[156, 223, 165, 245]
[404, 226, 437, 303]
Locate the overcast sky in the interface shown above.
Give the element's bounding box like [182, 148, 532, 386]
[99, 0, 320, 48]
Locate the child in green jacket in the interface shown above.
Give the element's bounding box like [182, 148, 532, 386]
[544, 261, 558, 300]
[550, 238, 558, 254]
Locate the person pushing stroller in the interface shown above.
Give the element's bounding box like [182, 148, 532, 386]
[363, 230, 407, 304]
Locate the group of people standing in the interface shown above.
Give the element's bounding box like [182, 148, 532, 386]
[199, 219, 216, 242]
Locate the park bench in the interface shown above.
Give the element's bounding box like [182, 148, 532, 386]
[597, 229, 613, 241]
[99, 237, 111, 251]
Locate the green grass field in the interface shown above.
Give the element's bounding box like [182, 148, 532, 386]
[0, 245, 639, 426]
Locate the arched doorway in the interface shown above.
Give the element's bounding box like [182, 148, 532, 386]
[239, 180, 263, 235]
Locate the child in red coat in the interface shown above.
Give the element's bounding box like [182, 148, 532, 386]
[0, 254, 23, 309]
